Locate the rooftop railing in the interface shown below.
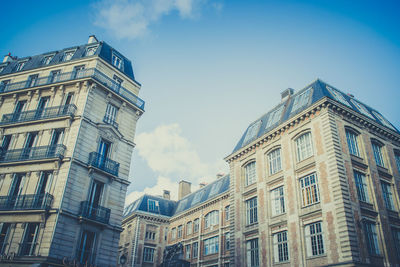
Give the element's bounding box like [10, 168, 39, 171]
[0, 104, 77, 125]
[79, 201, 110, 224]
[0, 144, 66, 163]
[88, 152, 119, 177]
[0, 193, 53, 211]
[0, 68, 145, 110]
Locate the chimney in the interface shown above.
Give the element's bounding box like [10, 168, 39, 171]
[281, 88, 294, 102]
[163, 190, 170, 200]
[216, 173, 224, 179]
[3, 53, 13, 63]
[88, 35, 98, 44]
[178, 180, 191, 200]
[199, 182, 207, 188]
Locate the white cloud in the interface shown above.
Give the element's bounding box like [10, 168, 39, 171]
[93, 0, 222, 40]
[126, 124, 228, 205]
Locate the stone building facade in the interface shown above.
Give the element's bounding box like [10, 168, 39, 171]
[122, 79, 400, 267]
[0, 36, 144, 266]
[225, 80, 400, 266]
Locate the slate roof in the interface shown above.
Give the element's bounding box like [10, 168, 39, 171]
[123, 175, 230, 219]
[0, 41, 139, 84]
[233, 79, 399, 153]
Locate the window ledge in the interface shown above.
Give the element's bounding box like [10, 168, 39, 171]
[274, 260, 290, 265]
[295, 157, 316, 174]
[351, 155, 368, 169]
[377, 166, 392, 179]
[306, 254, 327, 260]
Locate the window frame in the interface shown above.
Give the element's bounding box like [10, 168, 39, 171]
[186, 221, 192, 235]
[246, 238, 260, 267]
[371, 140, 385, 167]
[273, 230, 289, 263]
[193, 218, 199, 233]
[271, 186, 285, 216]
[205, 210, 219, 228]
[244, 161, 257, 186]
[192, 242, 198, 258]
[246, 197, 258, 225]
[363, 220, 380, 256]
[112, 52, 123, 69]
[204, 236, 219, 256]
[143, 247, 155, 263]
[299, 173, 320, 207]
[295, 132, 314, 162]
[177, 225, 183, 238]
[305, 221, 325, 257]
[62, 50, 76, 61]
[267, 147, 282, 175]
[345, 128, 361, 157]
[381, 181, 395, 211]
[353, 170, 370, 203]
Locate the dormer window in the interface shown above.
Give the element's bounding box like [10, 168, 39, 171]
[326, 86, 351, 107]
[15, 61, 27, 72]
[85, 46, 98, 56]
[148, 199, 159, 213]
[112, 53, 122, 69]
[350, 99, 374, 119]
[63, 50, 75, 61]
[42, 55, 53, 65]
[372, 111, 396, 131]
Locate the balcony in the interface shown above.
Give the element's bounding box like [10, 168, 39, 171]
[0, 104, 77, 125]
[0, 68, 145, 110]
[0, 144, 66, 163]
[79, 201, 110, 224]
[103, 115, 119, 129]
[88, 152, 119, 177]
[0, 193, 53, 211]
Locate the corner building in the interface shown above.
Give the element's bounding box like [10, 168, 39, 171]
[225, 80, 400, 266]
[0, 36, 144, 266]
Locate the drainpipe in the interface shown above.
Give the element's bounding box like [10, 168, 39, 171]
[197, 212, 203, 267]
[132, 217, 140, 267]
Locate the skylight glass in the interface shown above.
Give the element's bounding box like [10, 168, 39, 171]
[265, 105, 284, 130]
[192, 191, 204, 205]
[243, 120, 262, 144]
[372, 111, 396, 131]
[350, 99, 374, 119]
[175, 198, 187, 213]
[209, 180, 223, 197]
[326, 86, 351, 107]
[291, 87, 312, 113]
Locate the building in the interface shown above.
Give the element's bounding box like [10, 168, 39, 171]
[119, 175, 230, 267]
[225, 79, 400, 266]
[122, 79, 400, 267]
[0, 35, 144, 266]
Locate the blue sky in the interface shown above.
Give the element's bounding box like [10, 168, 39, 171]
[1, 0, 400, 203]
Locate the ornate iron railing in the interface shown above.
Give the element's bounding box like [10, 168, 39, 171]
[88, 152, 119, 176]
[79, 201, 110, 224]
[103, 115, 119, 129]
[0, 68, 145, 110]
[0, 144, 66, 163]
[0, 193, 53, 210]
[0, 104, 77, 125]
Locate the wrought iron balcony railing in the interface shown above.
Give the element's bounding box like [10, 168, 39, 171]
[0, 68, 145, 110]
[0, 104, 77, 125]
[76, 249, 96, 266]
[0, 144, 66, 163]
[19, 242, 37, 256]
[88, 152, 119, 176]
[79, 201, 110, 224]
[0, 193, 53, 211]
[103, 115, 119, 129]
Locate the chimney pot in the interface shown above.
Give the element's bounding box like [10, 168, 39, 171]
[216, 173, 224, 179]
[88, 35, 98, 44]
[3, 53, 13, 63]
[178, 180, 191, 200]
[163, 190, 170, 200]
[199, 182, 207, 188]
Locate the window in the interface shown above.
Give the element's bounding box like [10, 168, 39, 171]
[186, 221, 192, 235]
[364, 221, 380, 255]
[205, 210, 219, 228]
[204, 236, 219, 255]
[145, 230, 155, 240]
[0, 79, 10, 92]
[63, 50, 75, 61]
[244, 161, 257, 186]
[372, 142, 385, 167]
[393, 228, 400, 256]
[353, 171, 370, 203]
[372, 111, 396, 131]
[271, 186, 285, 216]
[1, 135, 13, 153]
[268, 148, 282, 175]
[192, 242, 198, 258]
[26, 74, 39, 87]
[42, 55, 53, 65]
[177, 225, 183, 238]
[171, 228, 176, 240]
[305, 222, 324, 257]
[225, 205, 230, 221]
[295, 132, 313, 162]
[350, 99, 374, 119]
[346, 130, 360, 157]
[15, 61, 26, 71]
[396, 152, 400, 172]
[225, 232, 230, 251]
[246, 197, 258, 225]
[0, 66, 4, 73]
[326, 86, 351, 107]
[113, 75, 123, 89]
[148, 199, 159, 213]
[20, 223, 40, 256]
[85, 46, 98, 56]
[246, 238, 259, 267]
[192, 191, 204, 205]
[243, 120, 262, 144]
[143, 247, 155, 263]
[273, 231, 289, 263]
[265, 105, 284, 129]
[104, 103, 119, 126]
[291, 87, 312, 113]
[381, 182, 395, 210]
[0, 223, 11, 254]
[209, 179, 223, 196]
[112, 53, 122, 69]
[300, 173, 320, 206]
[185, 244, 191, 259]
[193, 219, 199, 233]
[72, 65, 85, 79]
[49, 70, 61, 83]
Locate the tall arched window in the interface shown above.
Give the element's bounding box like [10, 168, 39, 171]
[244, 161, 257, 186]
[345, 129, 361, 157]
[295, 132, 313, 162]
[204, 211, 219, 228]
[268, 148, 282, 175]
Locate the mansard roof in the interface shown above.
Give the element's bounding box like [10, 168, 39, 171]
[0, 41, 139, 84]
[123, 175, 230, 219]
[233, 79, 399, 153]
